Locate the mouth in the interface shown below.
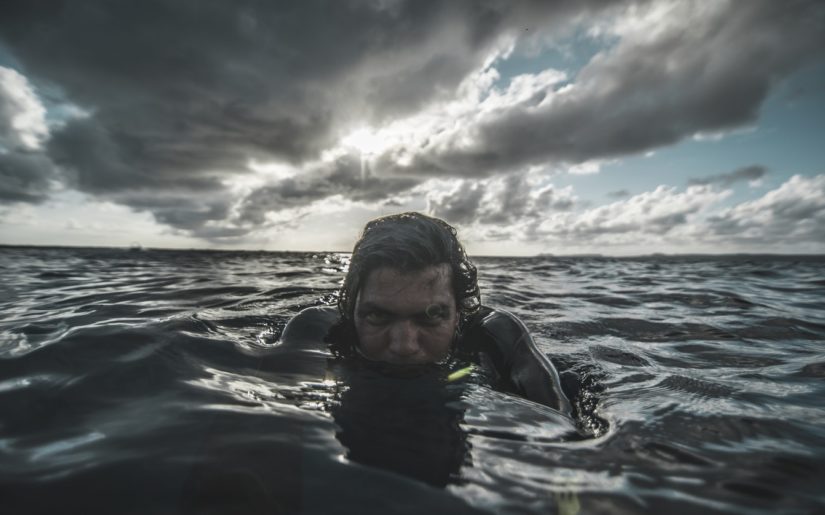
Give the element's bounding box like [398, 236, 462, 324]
[357, 357, 443, 378]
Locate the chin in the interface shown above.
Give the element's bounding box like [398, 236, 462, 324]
[382, 355, 431, 365]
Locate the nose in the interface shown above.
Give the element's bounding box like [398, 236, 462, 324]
[387, 319, 421, 358]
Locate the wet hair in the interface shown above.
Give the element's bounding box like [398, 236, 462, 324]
[337, 212, 480, 330]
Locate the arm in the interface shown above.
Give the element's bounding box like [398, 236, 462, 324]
[466, 309, 572, 415]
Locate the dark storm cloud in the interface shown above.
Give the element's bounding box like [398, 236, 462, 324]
[0, 0, 626, 235]
[428, 182, 485, 225]
[404, 0, 825, 177]
[1, 0, 820, 240]
[237, 154, 419, 225]
[688, 165, 767, 187]
[0, 151, 55, 203]
[127, 197, 229, 231]
[0, 0, 614, 159]
[0, 65, 56, 203]
[105, 191, 244, 240]
[47, 118, 229, 194]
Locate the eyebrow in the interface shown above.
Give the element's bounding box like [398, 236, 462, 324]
[357, 302, 391, 314]
[357, 302, 450, 317]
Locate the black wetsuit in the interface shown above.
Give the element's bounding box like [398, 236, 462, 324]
[280, 306, 572, 414]
[455, 306, 571, 414]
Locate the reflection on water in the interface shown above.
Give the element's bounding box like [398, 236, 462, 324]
[330, 361, 470, 487]
[1, 247, 824, 513]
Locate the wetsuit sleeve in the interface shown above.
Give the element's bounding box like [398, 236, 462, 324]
[468, 309, 572, 415]
[280, 306, 339, 350]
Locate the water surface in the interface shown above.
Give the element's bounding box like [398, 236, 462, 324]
[1, 247, 824, 514]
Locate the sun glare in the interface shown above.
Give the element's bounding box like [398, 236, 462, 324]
[342, 127, 386, 155]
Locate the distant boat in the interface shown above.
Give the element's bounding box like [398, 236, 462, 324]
[128, 242, 144, 252]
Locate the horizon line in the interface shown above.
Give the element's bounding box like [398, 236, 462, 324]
[2, 242, 824, 259]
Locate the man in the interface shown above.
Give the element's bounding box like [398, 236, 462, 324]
[332, 211, 480, 364]
[283, 212, 571, 414]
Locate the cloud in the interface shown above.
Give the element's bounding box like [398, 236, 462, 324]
[0, 0, 821, 240]
[426, 179, 731, 249]
[0, 66, 48, 151]
[533, 184, 729, 242]
[454, 174, 825, 253]
[47, 117, 230, 194]
[397, 0, 825, 176]
[607, 189, 630, 198]
[0, 0, 620, 235]
[689, 164, 767, 187]
[427, 171, 577, 229]
[237, 153, 419, 226]
[0, 151, 56, 203]
[448, 181, 729, 247]
[705, 174, 825, 245]
[0, 66, 57, 204]
[0, 0, 606, 169]
[116, 194, 232, 232]
[427, 181, 485, 226]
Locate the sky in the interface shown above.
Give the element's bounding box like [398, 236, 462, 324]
[0, 0, 823, 256]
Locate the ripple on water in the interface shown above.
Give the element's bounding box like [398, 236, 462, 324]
[1, 249, 824, 513]
[655, 375, 737, 399]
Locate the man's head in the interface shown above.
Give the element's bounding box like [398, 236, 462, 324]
[336, 212, 480, 364]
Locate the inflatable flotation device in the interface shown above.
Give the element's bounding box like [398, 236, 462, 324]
[280, 305, 572, 414]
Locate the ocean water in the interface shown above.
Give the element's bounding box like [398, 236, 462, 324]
[1, 246, 824, 514]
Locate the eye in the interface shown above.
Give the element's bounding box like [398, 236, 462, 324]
[419, 304, 449, 326]
[364, 311, 391, 324]
[425, 304, 444, 319]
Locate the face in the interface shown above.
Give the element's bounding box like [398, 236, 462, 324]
[354, 264, 459, 365]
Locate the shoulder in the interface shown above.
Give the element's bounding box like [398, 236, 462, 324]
[280, 305, 339, 347]
[459, 307, 530, 367]
[459, 307, 572, 414]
